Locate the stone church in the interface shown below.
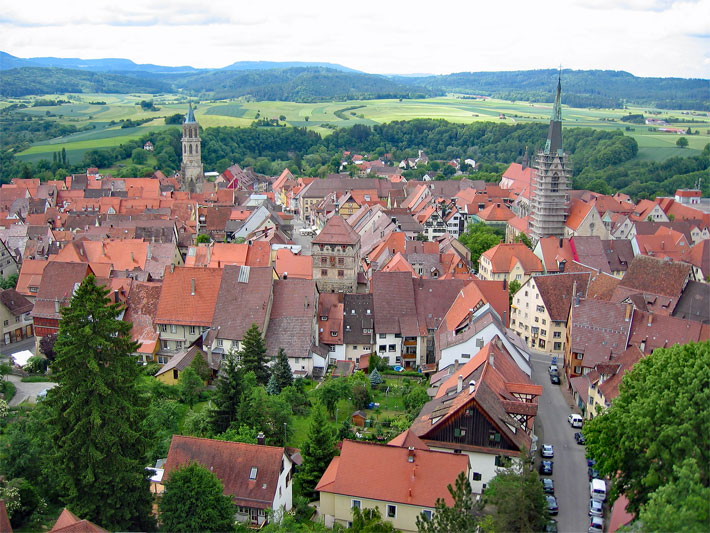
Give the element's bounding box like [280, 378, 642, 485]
[180, 103, 204, 193]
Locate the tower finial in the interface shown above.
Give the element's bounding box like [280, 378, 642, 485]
[544, 72, 563, 155]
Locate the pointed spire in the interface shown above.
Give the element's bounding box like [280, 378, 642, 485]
[522, 146, 529, 170]
[185, 103, 196, 124]
[544, 71, 563, 155]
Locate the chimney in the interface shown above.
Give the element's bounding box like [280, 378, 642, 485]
[572, 280, 577, 301]
[469, 380, 476, 394]
[55, 299, 60, 313]
[457, 375, 463, 393]
[257, 432, 265, 445]
[624, 303, 632, 321]
[114, 289, 119, 303]
[407, 446, 415, 463]
[647, 312, 653, 327]
[559, 237, 563, 248]
[283, 272, 288, 280]
[575, 292, 580, 307]
[130, 251, 134, 263]
[640, 338, 647, 353]
[170, 264, 175, 273]
[147, 246, 152, 261]
[454, 359, 459, 373]
[101, 242, 106, 255]
[191, 278, 196, 296]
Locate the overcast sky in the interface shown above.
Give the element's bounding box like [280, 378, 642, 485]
[2, 0, 709, 78]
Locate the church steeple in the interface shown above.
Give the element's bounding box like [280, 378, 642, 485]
[185, 103, 196, 124]
[180, 103, 203, 193]
[544, 72, 563, 155]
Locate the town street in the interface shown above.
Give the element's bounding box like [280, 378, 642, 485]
[1, 337, 57, 407]
[530, 350, 590, 533]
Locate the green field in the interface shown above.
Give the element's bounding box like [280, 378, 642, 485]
[8, 93, 709, 164]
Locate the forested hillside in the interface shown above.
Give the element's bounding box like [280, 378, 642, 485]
[0, 67, 171, 97]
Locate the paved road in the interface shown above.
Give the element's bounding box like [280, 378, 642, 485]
[291, 219, 313, 255]
[531, 351, 590, 533]
[1, 336, 37, 357]
[6, 374, 57, 406]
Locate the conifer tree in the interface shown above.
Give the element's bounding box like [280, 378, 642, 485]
[266, 374, 280, 395]
[45, 275, 155, 531]
[271, 347, 293, 393]
[238, 324, 270, 385]
[210, 352, 244, 434]
[297, 406, 337, 500]
[369, 367, 383, 388]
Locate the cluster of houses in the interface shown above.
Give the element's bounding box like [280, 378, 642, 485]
[0, 99, 708, 530]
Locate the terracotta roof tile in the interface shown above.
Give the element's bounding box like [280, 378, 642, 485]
[316, 440, 468, 508]
[533, 273, 591, 321]
[614, 255, 691, 301]
[155, 266, 223, 326]
[50, 508, 107, 533]
[481, 243, 543, 274]
[312, 215, 360, 246]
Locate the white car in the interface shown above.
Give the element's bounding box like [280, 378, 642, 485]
[589, 499, 603, 517]
[568, 413, 583, 428]
[589, 516, 604, 533]
[541, 444, 554, 458]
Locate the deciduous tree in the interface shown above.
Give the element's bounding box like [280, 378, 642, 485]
[458, 222, 503, 267]
[159, 462, 235, 533]
[178, 366, 203, 407]
[45, 275, 155, 531]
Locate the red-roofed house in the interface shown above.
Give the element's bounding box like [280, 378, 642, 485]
[564, 200, 609, 239]
[312, 215, 360, 293]
[274, 248, 313, 280]
[478, 243, 543, 285]
[316, 439, 469, 532]
[163, 435, 294, 526]
[50, 508, 107, 533]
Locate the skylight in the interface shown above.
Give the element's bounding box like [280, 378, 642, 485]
[249, 467, 257, 480]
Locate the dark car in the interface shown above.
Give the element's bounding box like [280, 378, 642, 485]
[545, 519, 558, 533]
[550, 373, 560, 384]
[575, 432, 586, 445]
[588, 466, 600, 480]
[541, 478, 555, 494]
[539, 460, 553, 475]
[546, 495, 559, 515]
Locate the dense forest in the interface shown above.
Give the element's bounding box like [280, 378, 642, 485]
[0, 67, 171, 97]
[2, 118, 708, 200]
[1, 59, 707, 109]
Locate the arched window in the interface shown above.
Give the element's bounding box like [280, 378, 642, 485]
[189, 144, 193, 155]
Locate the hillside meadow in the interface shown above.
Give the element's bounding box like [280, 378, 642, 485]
[7, 93, 709, 165]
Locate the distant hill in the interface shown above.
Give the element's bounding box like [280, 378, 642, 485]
[0, 51, 199, 73]
[174, 67, 436, 101]
[221, 60, 359, 72]
[0, 67, 171, 97]
[405, 69, 710, 110]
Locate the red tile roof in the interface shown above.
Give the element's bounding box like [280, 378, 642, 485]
[31, 262, 94, 320]
[312, 215, 359, 245]
[266, 279, 318, 359]
[614, 255, 691, 300]
[565, 199, 595, 231]
[275, 249, 313, 279]
[50, 508, 107, 533]
[481, 243, 543, 274]
[533, 273, 591, 321]
[0, 500, 11, 533]
[155, 266, 223, 326]
[316, 440, 468, 508]
[597, 346, 644, 402]
[164, 435, 287, 509]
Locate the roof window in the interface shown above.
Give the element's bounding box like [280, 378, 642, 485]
[249, 467, 258, 480]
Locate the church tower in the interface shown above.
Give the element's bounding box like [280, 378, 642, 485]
[529, 75, 570, 244]
[180, 103, 204, 193]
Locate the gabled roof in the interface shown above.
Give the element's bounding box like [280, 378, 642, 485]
[536, 236, 574, 273]
[316, 440, 468, 508]
[343, 293, 374, 345]
[31, 262, 94, 320]
[597, 346, 644, 402]
[123, 280, 161, 354]
[156, 345, 218, 376]
[388, 429, 429, 450]
[0, 288, 32, 316]
[274, 249, 312, 280]
[50, 508, 107, 533]
[533, 273, 591, 322]
[570, 236, 612, 274]
[155, 266, 223, 326]
[614, 255, 691, 300]
[372, 271, 418, 335]
[565, 199, 596, 231]
[211, 265, 274, 341]
[628, 310, 708, 354]
[672, 280, 710, 324]
[312, 215, 359, 245]
[568, 299, 631, 366]
[477, 202, 515, 222]
[164, 436, 287, 509]
[481, 243, 543, 274]
[601, 239, 634, 272]
[266, 279, 317, 358]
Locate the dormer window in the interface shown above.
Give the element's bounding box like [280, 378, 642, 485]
[249, 467, 258, 480]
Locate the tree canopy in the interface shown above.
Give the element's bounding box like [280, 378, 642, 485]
[297, 406, 338, 500]
[239, 324, 270, 385]
[45, 275, 155, 531]
[584, 341, 710, 519]
[458, 222, 503, 267]
[416, 471, 481, 533]
[159, 462, 235, 533]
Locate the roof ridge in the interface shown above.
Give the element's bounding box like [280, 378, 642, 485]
[171, 434, 286, 452]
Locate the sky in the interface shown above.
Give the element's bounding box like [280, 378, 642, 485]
[1, 0, 709, 78]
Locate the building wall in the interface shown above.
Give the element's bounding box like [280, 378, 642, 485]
[319, 492, 435, 533]
[564, 208, 610, 239]
[509, 281, 566, 354]
[156, 368, 181, 386]
[374, 332, 402, 365]
[0, 246, 18, 279]
[156, 323, 205, 363]
[271, 453, 294, 521]
[428, 445, 514, 494]
[344, 343, 372, 362]
[0, 306, 33, 345]
[312, 241, 360, 293]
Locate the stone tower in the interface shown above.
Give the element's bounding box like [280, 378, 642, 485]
[312, 215, 361, 293]
[529, 75, 571, 244]
[180, 103, 204, 193]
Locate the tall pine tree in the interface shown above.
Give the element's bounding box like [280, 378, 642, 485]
[210, 352, 245, 434]
[271, 347, 293, 393]
[46, 275, 155, 531]
[238, 324, 270, 385]
[296, 406, 337, 500]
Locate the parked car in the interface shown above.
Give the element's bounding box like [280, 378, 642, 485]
[574, 432, 586, 445]
[545, 519, 558, 533]
[549, 364, 559, 374]
[541, 444, 554, 458]
[550, 373, 560, 384]
[589, 516, 604, 533]
[541, 478, 555, 494]
[568, 413, 583, 428]
[546, 495, 559, 516]
[539, 460, 553, 475]
[589, 499, 604, 517]
[588, 466, 600, 480]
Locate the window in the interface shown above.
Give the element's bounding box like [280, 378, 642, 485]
[494, 455, 506, 466]
[170, 324, 177, 334]
[386, 505, 397, 518]
[461, 353, 471, 359]
[515, 274, 522, 280]
[574, 365, 581, 374]
[321, 269, 328, 277]
[173, 369, 178, 380]
[161, 341, 169, 350]
[158, 355, 168, 364]
[351, 500, 361, 509]
[576, 353, 583, 360]
[379, 333, 386, 339]
[249, 467, 258, 480]
[14, 316, 19, 323]
[536, 305, 545, 313]
[378, 345, 386, 352]
[338, 257, 344, 266]
[3, 320, 7, 326]
[554, 342, 562, 351]
[538, 339, 546, 348]
[454, 428, 466, 437]
[472, 472, 482, 481]
[189, 326, 196, 335]
[329, 345, 336, 352]
[553, 331, 561, 338]
[160, 324, 167, 332]
[535, 316, 539, 323]
[388, 344, 396, 352]
[330, 331, 338, 337]
[217, 339, 224, 347]
[542, 319, 546, 325]
[176, 341, 183, 350]
[29, 286, 38, 293]
[489, 430, 501, 443]
[421, 510, 433, 521]
[541, 329, 547, 336]
[337, 270, 344, 278]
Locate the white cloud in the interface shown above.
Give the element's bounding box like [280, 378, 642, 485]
[1, 0, 708, 77]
